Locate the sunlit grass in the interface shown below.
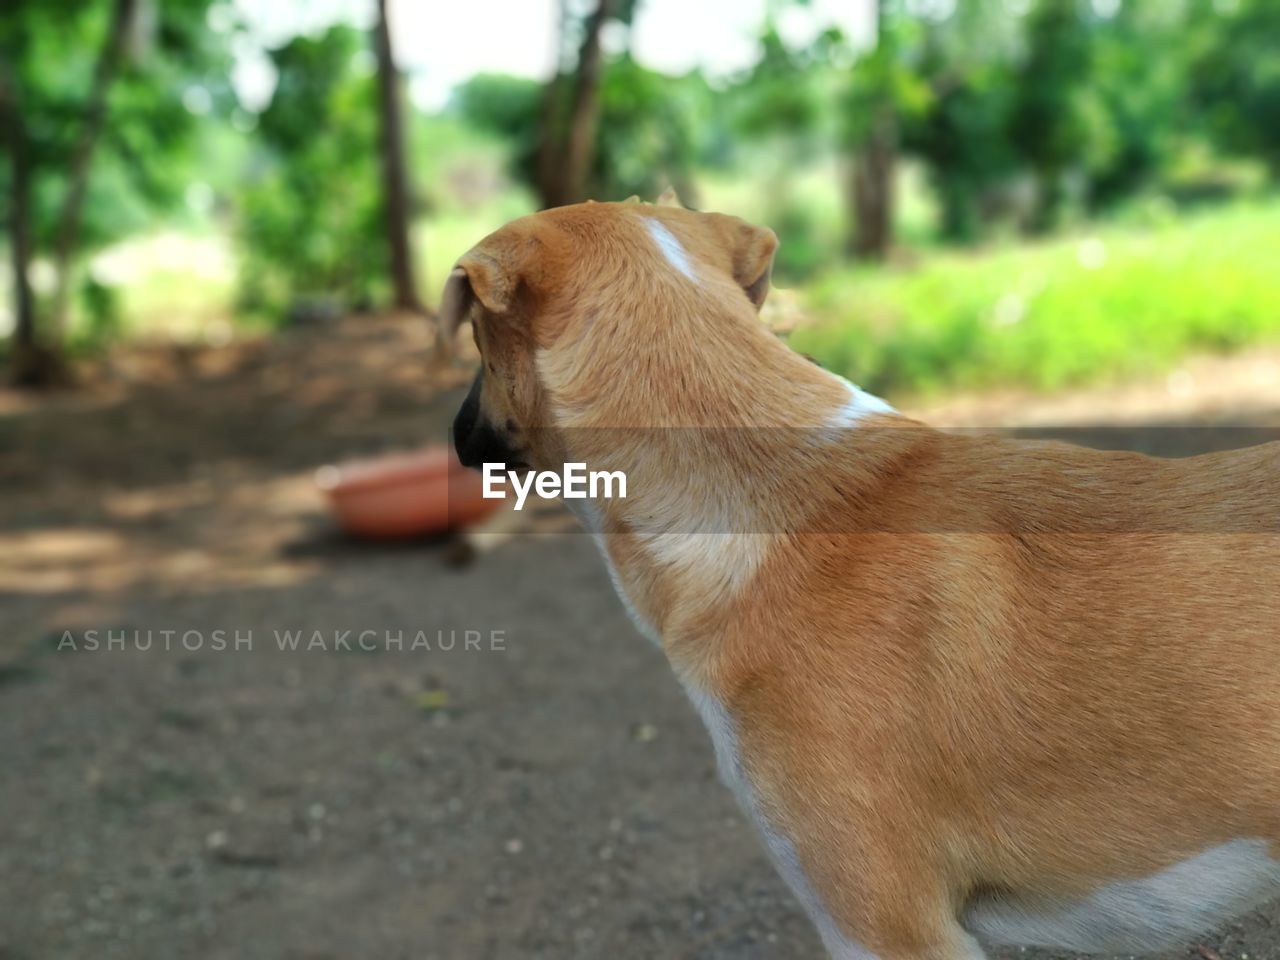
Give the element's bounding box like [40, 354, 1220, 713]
[790, 198, 1280, 398]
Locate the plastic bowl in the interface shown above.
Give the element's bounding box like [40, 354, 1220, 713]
[316, 445, 500, 539]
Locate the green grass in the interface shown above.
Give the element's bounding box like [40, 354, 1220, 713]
[790, 199, 1280, 398]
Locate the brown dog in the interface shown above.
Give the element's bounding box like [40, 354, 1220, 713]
[438, 197, 1280, 960]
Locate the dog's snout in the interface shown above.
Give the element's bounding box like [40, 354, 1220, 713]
[452, 371, 484, 460]
[451, 370, 524, 470]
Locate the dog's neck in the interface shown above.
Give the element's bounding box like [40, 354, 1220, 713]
[539, 299, 900, 652]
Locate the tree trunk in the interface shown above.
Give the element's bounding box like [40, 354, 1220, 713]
[1, 72, 33, 345]
[374, 0, 423, 313]
[849, 103, 895, 260]
[535, 73, 565, 208]
[1029, 168, 1066, 235]
[558, 0, 612, 206]
[843, 0, 896, 261]
[8, 117, 35, 357]
[48, 0, 138, 340]
[2, 59, 60, 386]
[535, 0, 570, 209]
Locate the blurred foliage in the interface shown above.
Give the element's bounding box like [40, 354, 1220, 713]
[904, 58, 1019, 242]
[1187, 0, 1280, 175]
[452, 72, 544, 184]
[902, 4, 1020, 241]
[456, 59, 715, 205]
[733, 23, 831, 142]
[236, 26, 386, 317]
[79, 275, 122, 349]
[7, 0, 1280, 394]
[2, 0, 233, 329]
[1007, 0, 1101, 231]
[841, 7, 932, 148]
[593, 58, 710, 202]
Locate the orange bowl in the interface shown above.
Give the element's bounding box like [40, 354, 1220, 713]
[316, 446, 501, 539]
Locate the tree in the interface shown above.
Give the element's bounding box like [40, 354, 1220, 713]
[457, 62, 712, 209]
[846, 0, 897, 260]
[2, 0, 227, 385]
[1084, 0, 1184, 210]
[238, 26, 385, 314]
[3, 0, 140, 384]
[373, 0, 422, 313]
[841, 0, 928, 260]
[592, 58, 709, 204]
[558, 0, 612, 207]
[907, 57, 1016, 242]
[724, 16, 837, 277]
[0, 59, 39, 383]
[47, 0, 137, 343]
[903, 1, 1022, 242]
[534, 0, 639, 207]
[1008, 0, 1098, 233]
[1187, 0, 1280, 177]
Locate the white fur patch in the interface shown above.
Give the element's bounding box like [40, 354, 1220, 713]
[633, 531, 772, 602]
[825, 373, 894, 435]
[645, 217, 696, 281]
[965, 837, 1280, 952]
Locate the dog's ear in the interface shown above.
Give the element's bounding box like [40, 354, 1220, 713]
[706, 213, 778, 311]
[435, 268, 474, 362]
[435, 247, 525, 360]
[656, 186, 683, 209]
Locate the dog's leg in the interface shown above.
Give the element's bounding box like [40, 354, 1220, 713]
[687, 686, 986, 960]
[821, 880, 989, 960]
[807, 895, 987, 960]
[749, 799, 986, 960]
[740, 791, 986, 960]
[814, 906, 987, 960]
[747, 815, 880, 960]
[821, 935, 985, 960]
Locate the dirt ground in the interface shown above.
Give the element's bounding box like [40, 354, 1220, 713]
[3, 316, 1280, 960]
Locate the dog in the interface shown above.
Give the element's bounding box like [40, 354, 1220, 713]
[437, 195, 1280, 960]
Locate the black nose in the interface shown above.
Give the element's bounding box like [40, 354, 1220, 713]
[451, 371, 523, 470]
[452, 371, 483, 460]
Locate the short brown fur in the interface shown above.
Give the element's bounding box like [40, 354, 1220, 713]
[441, 200, 1280, 958]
